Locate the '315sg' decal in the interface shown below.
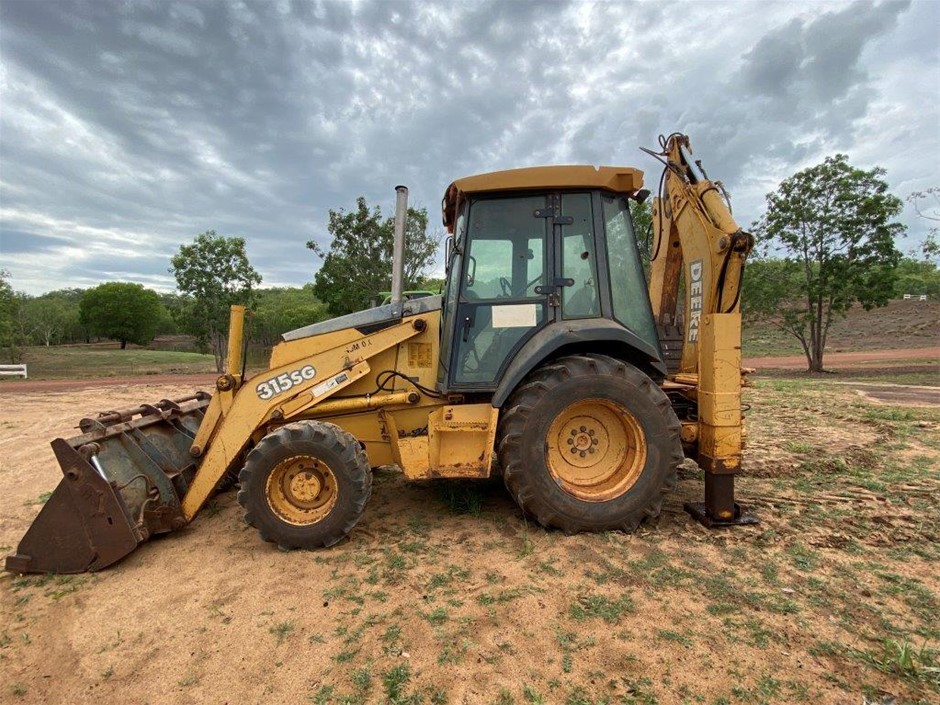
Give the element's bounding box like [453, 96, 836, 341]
[255, 365, 317, 400]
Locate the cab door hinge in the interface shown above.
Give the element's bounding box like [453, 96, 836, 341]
[533, 194, 573, 225]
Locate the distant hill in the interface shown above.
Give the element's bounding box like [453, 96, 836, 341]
[743, 299, 940, 357]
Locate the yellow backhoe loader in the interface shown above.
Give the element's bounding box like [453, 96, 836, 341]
[6, 133, 754, 574]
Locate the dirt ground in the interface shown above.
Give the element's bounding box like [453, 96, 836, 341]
[1, 380, 938, 705]
[742, 347, 940, 371]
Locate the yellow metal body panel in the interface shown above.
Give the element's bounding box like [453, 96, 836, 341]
[190, 306, 246, 455]
[428, 404, 498, 478]
[323, 410, 398, 467]
[450, 165, 643, 197]
[696, 313, 743, 473]
[387, 403, 498, 480]
[226, 305, 246, 375]
[391, 436, 430, 478]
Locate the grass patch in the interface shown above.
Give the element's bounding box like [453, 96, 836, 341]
[477, 588, 523, 606]
[435, 481, 485, 515]
[569, 593, 635, 623]
[850, 637, 940, 688]
[269, 620, 294, 645]
[14, 345, 215, 380]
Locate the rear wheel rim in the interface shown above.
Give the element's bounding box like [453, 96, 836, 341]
[265, 455, 338, 525]
[546, 398, 647, 502]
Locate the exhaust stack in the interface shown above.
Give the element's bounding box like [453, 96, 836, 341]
[390, 185, 408, 310]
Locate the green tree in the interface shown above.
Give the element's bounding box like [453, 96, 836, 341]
[49, 289, 88, 343]
[630, 197, 653, 266]
[0, 270, 25, 363]
[171, 230, 262, 371]
[892, 257, 940, 299]
[752, 155, 905, 371]
[415, 276, 445, 294]
[19, 290, 85, 346]
[907, 187, 939, 262]
[307, 197, 439, 316]
[79, 282, 164, 349]
[252, 285, 330, 347]
[741, 257, 803, 324]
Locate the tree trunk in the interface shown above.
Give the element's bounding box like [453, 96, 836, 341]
[809, 332, 824, 372]
[212, 334, 226, 373]
[797, 336, 813, 372]
[121, 339, 127, 350]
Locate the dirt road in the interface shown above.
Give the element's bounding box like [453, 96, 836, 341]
[0, 373, 218, 394]
[744, 346, 939, 369]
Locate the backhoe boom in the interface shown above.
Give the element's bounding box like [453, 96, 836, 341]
[647, 133, 755, 525]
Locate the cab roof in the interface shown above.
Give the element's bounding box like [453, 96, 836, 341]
[442, 165, 644, 230]
[452, 165, 643, 195]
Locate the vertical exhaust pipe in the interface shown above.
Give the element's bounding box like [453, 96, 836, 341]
[391, 185, 408, 311]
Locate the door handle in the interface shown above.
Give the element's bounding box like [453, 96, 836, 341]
[534, 278, 575, 295]
[461, 315, 472, 342]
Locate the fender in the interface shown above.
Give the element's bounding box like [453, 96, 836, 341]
[492, 318, 666, 408]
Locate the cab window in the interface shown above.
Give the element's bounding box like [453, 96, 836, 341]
[560, 193, 600, 318]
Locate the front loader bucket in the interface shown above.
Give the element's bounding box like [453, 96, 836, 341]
[5, 393, 211, 574]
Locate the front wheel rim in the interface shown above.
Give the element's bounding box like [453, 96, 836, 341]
[546, 398, 648, 502]
[265, 455, 339, 525]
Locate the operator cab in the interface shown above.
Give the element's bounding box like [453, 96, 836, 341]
[438, 166, 661, 395]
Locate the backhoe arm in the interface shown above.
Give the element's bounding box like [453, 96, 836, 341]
[647, 133, 752, 368]
[645, 133, 754, 525]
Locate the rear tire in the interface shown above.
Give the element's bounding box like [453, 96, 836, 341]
[497, 354, 681, 533]
[237, 421, 371, 549]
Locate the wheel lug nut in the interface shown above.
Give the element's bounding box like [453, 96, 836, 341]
[588, 429, 595, 436]
[588, 447, 595, 454]
[592, 438, 599, 445]
[570, 447, 578, 454]
[579, 426, 586, 432]
[579, 451, 586, 458]
[567, 438, 573, 445]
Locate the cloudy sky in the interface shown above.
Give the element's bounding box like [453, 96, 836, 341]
[1, 0, 937, 295]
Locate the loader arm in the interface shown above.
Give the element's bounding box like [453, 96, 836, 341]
[644, 133, 754, 525]
[180, 313, 427, 520]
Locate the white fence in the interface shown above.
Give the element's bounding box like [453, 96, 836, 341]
[0, 364, 28, 378]
[902, 294, 928, 301]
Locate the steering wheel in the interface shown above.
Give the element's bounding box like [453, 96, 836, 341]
[499, 277, 513, 297]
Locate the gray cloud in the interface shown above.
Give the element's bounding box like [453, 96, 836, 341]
[0, 0, 937, 295]
[0, 230, 72, 254]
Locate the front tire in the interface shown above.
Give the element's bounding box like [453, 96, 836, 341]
[497, 354, 681, 533]
[237, 421, 371, 549]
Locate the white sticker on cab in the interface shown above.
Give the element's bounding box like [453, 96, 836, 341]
[491, 303, 537, 329]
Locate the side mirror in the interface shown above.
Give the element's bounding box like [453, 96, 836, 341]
[632, 189, 651, 204]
